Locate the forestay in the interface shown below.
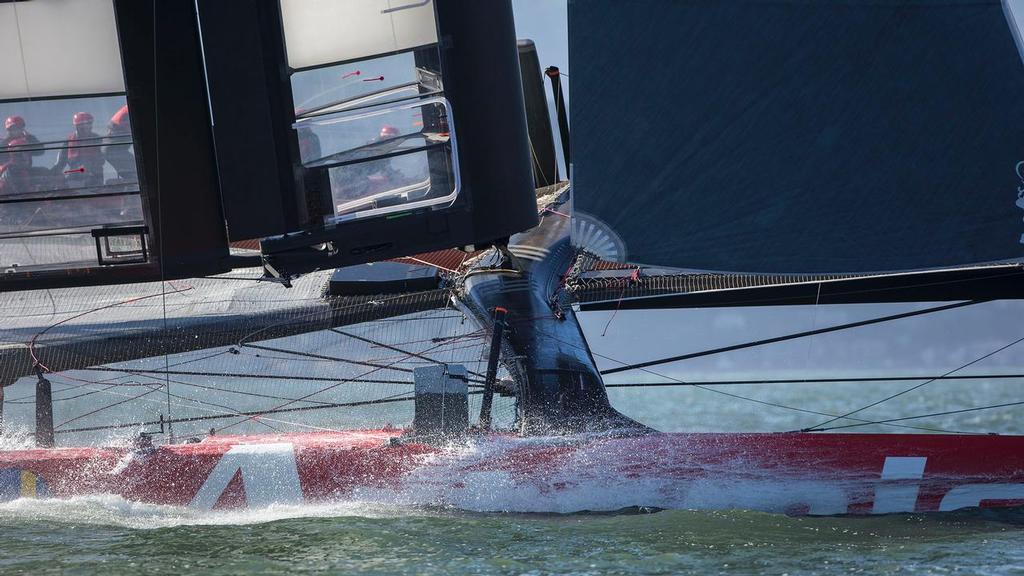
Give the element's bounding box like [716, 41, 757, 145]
[570, 0, 1024, 273]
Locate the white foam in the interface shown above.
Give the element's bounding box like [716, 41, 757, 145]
[0, 425, 37, 451]
[0, 493, 429, 529]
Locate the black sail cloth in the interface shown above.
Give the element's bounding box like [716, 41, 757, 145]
[569, 0, 1024, 274]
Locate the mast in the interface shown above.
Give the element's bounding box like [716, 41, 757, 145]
[519, 41, 558, 188]
[544, 67, 571, 172]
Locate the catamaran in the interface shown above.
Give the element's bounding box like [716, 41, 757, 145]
[1, 0, 1023, 515]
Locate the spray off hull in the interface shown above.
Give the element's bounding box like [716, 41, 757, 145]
[1, 430, 1023, 515]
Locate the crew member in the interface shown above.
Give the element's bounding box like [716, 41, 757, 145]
[2, 116, 51, 194]
[378, 124, 399, 143]
[52, 112, 104, 188]
[297, 126, 322, 164]
[332, 124, 405, 209]
[2, 116, 43, 154]
[103, 105, 136, 182]
[372, 125, 403, 181]
[0, 134, 33, 195]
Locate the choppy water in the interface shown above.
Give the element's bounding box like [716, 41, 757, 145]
[1, 496, 1023, 575]
[3, 303, 1024, 574]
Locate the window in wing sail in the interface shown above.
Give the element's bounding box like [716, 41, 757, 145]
[0, 0, 144, 276]
[289, 44, 459, 224]
[295, 95, 457, 222]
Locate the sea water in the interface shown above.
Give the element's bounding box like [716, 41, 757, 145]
[0, 495, 1022, 575]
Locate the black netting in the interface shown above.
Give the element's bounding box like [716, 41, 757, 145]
[1, 270, 516, 446]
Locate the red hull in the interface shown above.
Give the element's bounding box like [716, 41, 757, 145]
[2, 431, 1023, 515]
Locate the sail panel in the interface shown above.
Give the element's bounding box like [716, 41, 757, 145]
[0, 0, 125, 101]
[570, 0, 1024, 273]
[279, 0, 438, 70]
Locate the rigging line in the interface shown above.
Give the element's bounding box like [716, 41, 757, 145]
[531, 326, 967, 434]
[399, 255, 458, 274]
[7, 349, 234, 402]
[446, 284, 466, 364]
[331, 328, 487, 380]
[147, 348, 233, 371]
[55, 394, 431, 435]
[376, 336, 487, 354]
[600, 273, 633, 337]
[38, 369, 250, 431]
[600, 300, 983, 375]
[369, 314, 468, 323]
[4, 365, 179, 403]
[194, 275, 270, 282]
[214, 390, 415, 434]
[75, 377, 286, 430]
[358, 332, 487, 356]
[25, 368, 292, 435]
[47, 371, 338, 435]
[215, 335, 466, 433]
[158, 389, 281, 433]
[83, 366, 486, 387]
[802, 282, 822, 383]
[527, 132, 548, 185]
[604, 373, 1024, 387]
[81, 367, 424, 386]
[240, 343, 415, 373]
[149, 0, 174, 443]
[93, 370, 381, 406]
[6, 383, 133, 405]
[803, 332, 1024, 431]
[5, 371, 153, 403]
[809, 399, 1024, 432]
[384, 329, 486, 347]
[9, 1, 31, 103]
[54, 385, 163, 430]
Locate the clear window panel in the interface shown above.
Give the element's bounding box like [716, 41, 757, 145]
[1, 232, 99, 272]
[0, 95, 138, 193]
[291, 51, 430, 119]
[290, 45, 458, 224]
[0, 94, 145, 273]
[0, 188, 143, 235]
[298, 98, 449, 167]
[328, 147, 455, 220]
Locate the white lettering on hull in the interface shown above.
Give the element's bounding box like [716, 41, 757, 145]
[686, 479, 849, 515]
[872, 456, 927, 514]
[939, 484, 1024, 511]
[190, 443, 303, 509]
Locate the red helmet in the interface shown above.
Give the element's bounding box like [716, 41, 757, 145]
[110, 104, 129, 125]
[4, 116, 25, 130]
[378, 125, 399, 139]
[72, 112, 94, 126]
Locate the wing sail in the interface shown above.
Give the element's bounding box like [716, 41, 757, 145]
[570, 0, 1024, 274]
